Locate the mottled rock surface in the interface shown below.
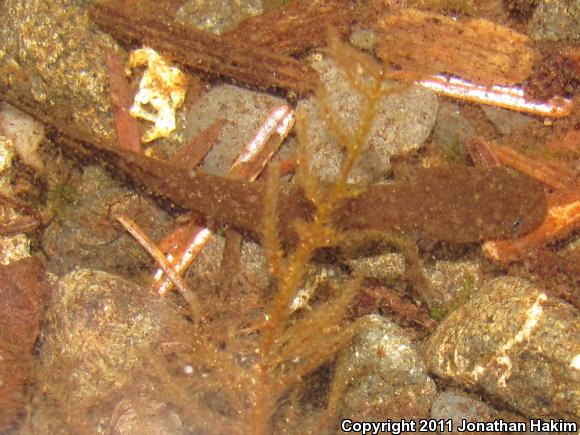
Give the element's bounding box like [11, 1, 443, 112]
[530, 0, 580, 41]
[175, 0, 263, 35]
[433, 101, 475, 158]
[297, 53, 438, 183]
[424, 277, 579, 419]
[481, 105, 536, 136]
[333, 314, 437, 420]
[109, 398, 184, 435]
[0, 0, 118, 143]
[42, 165, 173, 275]
[34, 269, 172, 433]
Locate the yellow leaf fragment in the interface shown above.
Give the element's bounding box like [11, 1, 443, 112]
[128, 47, 186, 143]
[376, 9, 534, 86]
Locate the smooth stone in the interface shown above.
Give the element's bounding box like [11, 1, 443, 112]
[296, 53, 438, 183]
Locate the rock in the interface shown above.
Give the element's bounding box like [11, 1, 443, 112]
[109, 398, 184, 435]
[0, 101, 45, 171]
[345, 253, 405, 282]
[431, 390, 497, 433]
[481, 105, 536, 136]
[530, 0, 580, 41]
[0, 135, 31, 265]
[425, 259, 482, 319]
[433, 101, 476, 158]
[38, 270, 167, 431]
[424, 277, 580, 420]
[333, 314, 437, 420]
[175, 0, 263, 35]
[184, 84, 288, 176]
[349, 28, 378, 51]
[0, 0, 118, 144]
[296, 53, 438, 183]
[42, 165, 173, 275]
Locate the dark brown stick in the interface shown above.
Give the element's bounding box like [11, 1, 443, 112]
[90, 0, 319, 95]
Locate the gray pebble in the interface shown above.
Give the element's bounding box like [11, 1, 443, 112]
[297, 53, 438, 183]
[333, 314, 437, 421]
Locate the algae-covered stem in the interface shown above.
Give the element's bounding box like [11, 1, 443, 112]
[249, 72, 386, 433]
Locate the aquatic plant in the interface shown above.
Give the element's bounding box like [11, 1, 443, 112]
[142, 33, 410, 434]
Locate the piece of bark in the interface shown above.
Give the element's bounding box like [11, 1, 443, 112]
[0, 257, 51, 430]
[376, 8, 534, 86]
[224, 0, 354, 56]
[91, 0, 318, 95]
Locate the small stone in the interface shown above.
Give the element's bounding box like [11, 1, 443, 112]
[109, 398, 184, 435]
[433, 101, 475, 158]
[333, 314, 437, 420]
[431, 390, 497, 433]
[175, 0, 263, 35]
[349, 28, 378, 51]
[297, 53, 438, 183]
[184, 84, 288, 176]
[345, 253, 405, 282]
[481, 105, 536, 136]
[0, 101, 45, 171]
[424, 277, 580, 419]
[425, 259, 482, 311]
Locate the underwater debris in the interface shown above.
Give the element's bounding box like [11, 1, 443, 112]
[224, 0, 355, 55]
[376, 8, 534, 86]
[90, 0, 318, 94]
[127, 47, 186, 143]
[105, 50, 141, 153]
[0, 258, 50, 431]
[115, 213, 202, 324]
[416, 74, 573, 118]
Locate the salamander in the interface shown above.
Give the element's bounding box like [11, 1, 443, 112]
[92, 141, 547, 246]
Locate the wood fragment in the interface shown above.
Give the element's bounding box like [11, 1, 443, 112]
[115, 213, 202, 323]
[0, 258, 51, 431]
[224, 0, 354, 56]
[490, 143, 575, 190]
[170, 119, 224, 170]
[415, 74, 573, 118]
[91, 0, 319, 94]
[376, 8, 534, 86]
[105, 49, 141, 152]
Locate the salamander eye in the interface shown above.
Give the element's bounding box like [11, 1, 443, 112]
[511, 217, 522, 230]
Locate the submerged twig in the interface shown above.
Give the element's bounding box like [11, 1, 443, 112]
[105, 49, 141, 152]
[416, 74, 573, 118]
[115, 214, 202, 323]
[91, 0, 318, 94]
